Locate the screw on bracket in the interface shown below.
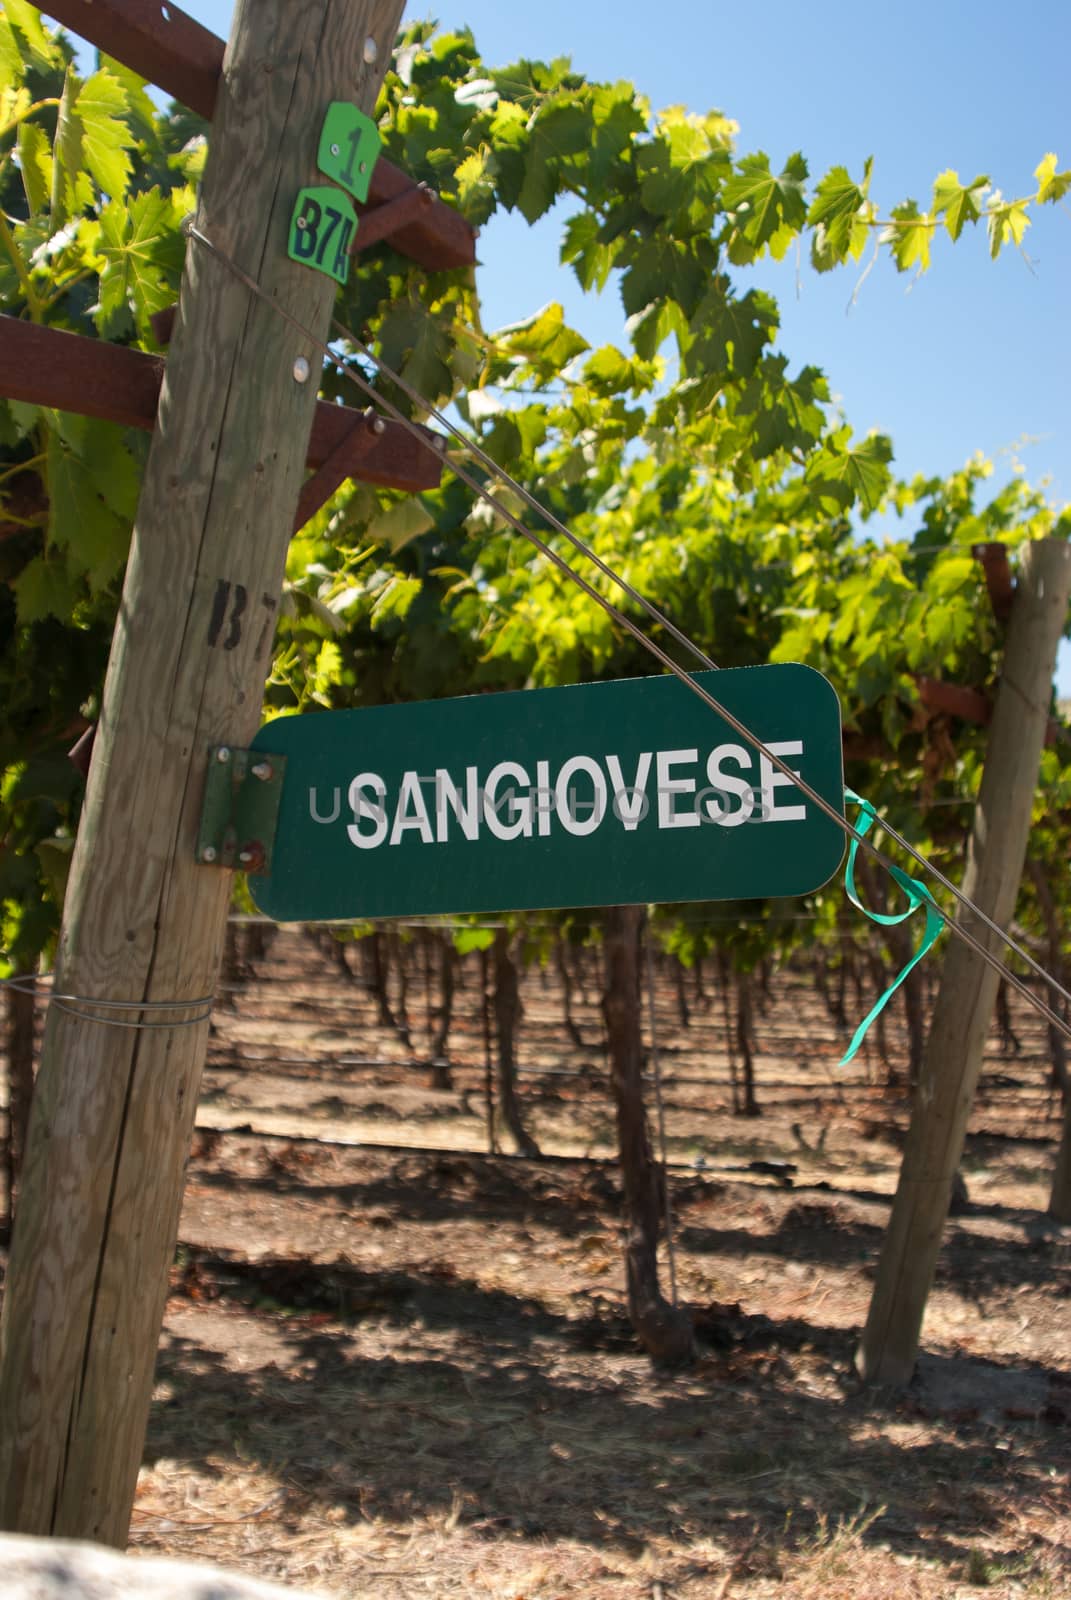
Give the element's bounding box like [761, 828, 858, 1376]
[197, 746, 287, 874]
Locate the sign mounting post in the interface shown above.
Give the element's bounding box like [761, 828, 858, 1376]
[0, 0, 405, 1547]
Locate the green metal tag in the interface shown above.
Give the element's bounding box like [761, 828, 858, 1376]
[287, 186, 357, 285]
[317, 102, 382, 203]
[197, 746, 287, 875]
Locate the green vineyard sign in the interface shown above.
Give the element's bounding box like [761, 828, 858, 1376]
[248, 664, 846, 922]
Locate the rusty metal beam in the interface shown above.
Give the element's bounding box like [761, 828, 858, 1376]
[292, 411, 379, 529]
[972, 541, 1016, 624]
[44, 0, 222, 117]
[0, 315, 166, 429]
[350, 182, 434, 253]
[0, 316, 441, 490]
[43, 0, 476, 271]
[916, 674, 993, 728]
[360, 158, 474, 270]
[916, 671, 1059, 747]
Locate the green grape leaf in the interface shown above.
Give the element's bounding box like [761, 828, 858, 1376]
[582, 345, 640, 396]
[482, 99, 527, 210]
[516, 97, 589, 223]
[369, 572, 423, 625]
[688, 285, 779, 381]
[635, 113, 726, 218]
[723, 150, 808, 262]
[807, 159, 872, 267]
[6, 399, 40, 440]
[82, 421, 142, 521]
[986, 196, 1030, 259]
[75, 70, 135, 201]
[1035, 151, 1071, 204]
[49, 71, 96, 226]
[804, 429, 893, 514]
[452, 147, 498, 224]
[367, 497, 436, 552]
[378, 304, 454, 406]
[493, 301, 589, 372]
[588, 81, 647, 189]
[560, 210, 617, 292]
[13, 555, 81, 624]
[97, 187, 185, 335]
[99, 54, 159, 142]
[619, 235, 707, 319]
[1, 85, 31, 145]
[0, 15, 23, 95]
[743, 360, 827, 459]
[5, 0, 60, 71]
[931, 168, 989, 240]
[51, 68, 83, 226]
[625, 296, 688, 361]
[16, 118, 51, 216]
[47, 431, 131, 590]
[884, 199, 932, 273]
[35, 837, 74, 907]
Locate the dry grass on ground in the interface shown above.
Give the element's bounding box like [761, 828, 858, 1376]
[5, 927, 1070, 1597]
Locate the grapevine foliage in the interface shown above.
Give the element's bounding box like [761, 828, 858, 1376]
[1, 8, 1069, 976]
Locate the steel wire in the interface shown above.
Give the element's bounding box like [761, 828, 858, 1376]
[184, 222, 1071, 1047]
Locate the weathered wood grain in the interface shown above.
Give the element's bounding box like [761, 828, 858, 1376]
[0, 0, 405, 1544]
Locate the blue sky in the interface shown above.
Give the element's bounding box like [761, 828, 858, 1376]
[56, 1, 1071, 682]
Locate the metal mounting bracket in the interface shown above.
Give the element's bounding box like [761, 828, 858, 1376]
[196, 745, 287, 874]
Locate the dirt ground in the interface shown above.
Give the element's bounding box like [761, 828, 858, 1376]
[8, 926, 1071, 1597]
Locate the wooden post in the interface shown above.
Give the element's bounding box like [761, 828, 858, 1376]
[1051, 1112, 1071, 1223]
[2, 976, 37, 1242]
[0, 0, 403, 1543]
[856, 538, 1071, 1386]
[602, 905, 694, 1366]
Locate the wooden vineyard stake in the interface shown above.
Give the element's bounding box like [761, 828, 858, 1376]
[856, 537, 1071, 1386]
[0, 0, 404, 1545]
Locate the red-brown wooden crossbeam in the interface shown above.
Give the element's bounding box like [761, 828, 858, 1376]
[43, 0, 476, 271]
[0, 315, 440, 494]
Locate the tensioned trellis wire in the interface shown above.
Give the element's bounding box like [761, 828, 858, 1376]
[181, 219, 1071, 1048]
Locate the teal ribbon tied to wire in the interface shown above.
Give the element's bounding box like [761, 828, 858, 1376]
[839, 789, 945, 1066]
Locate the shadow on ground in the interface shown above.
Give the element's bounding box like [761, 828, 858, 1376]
[150, 1245, 1071, 1589]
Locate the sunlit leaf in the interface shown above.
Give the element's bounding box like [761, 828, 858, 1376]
[883, 199, 932, 273]
[986, 195, 1030, 259]
[75, 70, 135, 201]
[367, 497, 436, 552]
[1035, 151, 1071, 204]
[17, 118, 52, 216]
[931, 168, 989, 240]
